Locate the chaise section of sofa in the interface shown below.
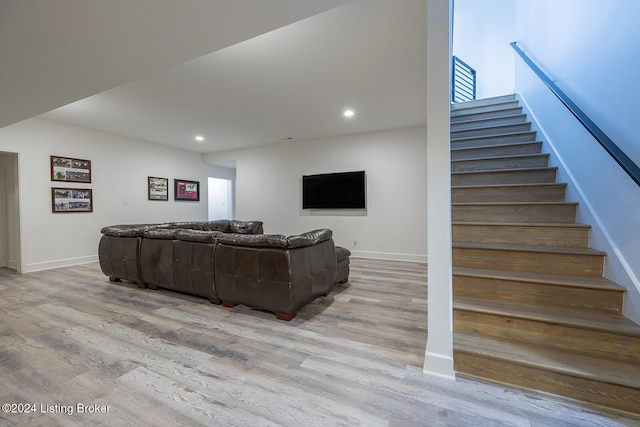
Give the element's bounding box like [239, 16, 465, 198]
[214, 228, 337, 320]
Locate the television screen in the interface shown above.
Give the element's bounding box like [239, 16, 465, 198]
[302, 171, 366, 209]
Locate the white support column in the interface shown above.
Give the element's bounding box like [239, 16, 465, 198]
[423, 0, 455, 380]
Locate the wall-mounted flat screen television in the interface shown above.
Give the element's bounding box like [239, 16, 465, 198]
[302, 171, 366, 209]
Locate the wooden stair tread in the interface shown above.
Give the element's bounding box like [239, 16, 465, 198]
[454, 296, 640, 337]
[450, 95, 516, 110]
[450, 104, 521, 117]
[452, 166, 556, 176]
[452, 201, 578, 207]
[449, 113, 527, 126]
[452, 182, 566, 190]
[452, 221, 590, 229]
[452, 153, 549, 163]
[451, 141, 542, 152]
[451, 123, 529, 133]
[453, 241, 606, 256]
[453, 266, 627, 292]
[454, 332, 640, 389]
[451, 131, 535, 143]
[450, 107, 523, 122]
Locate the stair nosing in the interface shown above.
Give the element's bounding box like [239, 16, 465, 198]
[454, 332, 640, 388]
[454, 296, 640, 337]
[452, 266, 626, 292]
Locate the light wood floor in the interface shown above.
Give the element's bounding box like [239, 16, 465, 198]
[0, 259, 637, 426]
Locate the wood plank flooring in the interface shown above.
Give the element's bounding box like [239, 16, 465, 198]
[0, 260, 638, 426]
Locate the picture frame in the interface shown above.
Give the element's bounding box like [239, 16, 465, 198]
[51, 187, 93, 213]
[174, 179, 200, 201]
[148, 176, 169, 201]
[50, 155, 92, 183]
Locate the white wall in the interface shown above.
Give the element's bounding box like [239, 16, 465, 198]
[453, 0, 515, 99]
[515, 0, 640, 322]
[0, 118, 228, 273]
[204, 126, 428, 262]
[516, 0, 640, 165]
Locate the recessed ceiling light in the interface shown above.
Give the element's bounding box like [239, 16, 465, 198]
[195, 135, 204, 142]
[343, 109, 355, 118]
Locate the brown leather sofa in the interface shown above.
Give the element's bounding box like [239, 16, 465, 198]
[215, 229, 337, 320]
[98, 220, 263, 288]
[98, 221, 348, 320]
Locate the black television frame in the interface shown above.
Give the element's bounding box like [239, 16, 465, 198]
[302, 170, 366, 209]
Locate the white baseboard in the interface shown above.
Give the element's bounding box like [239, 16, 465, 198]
[350, 250, 427, 263]
[25, 255, 98, 273]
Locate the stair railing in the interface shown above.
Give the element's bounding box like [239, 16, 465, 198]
[511, 41, 640, 187]
[451, 56, 477, 103]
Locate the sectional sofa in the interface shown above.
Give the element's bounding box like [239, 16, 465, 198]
[98, 220, 350, 320]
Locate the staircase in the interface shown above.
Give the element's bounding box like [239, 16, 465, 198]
[450, 94, 640, 416]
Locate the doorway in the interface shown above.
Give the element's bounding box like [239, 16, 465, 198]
[0, 152, 20, 271]
[208, 177, 233, 220]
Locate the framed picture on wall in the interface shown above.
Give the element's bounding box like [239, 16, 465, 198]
[174, 179, 200, 201]
[50, 155, 92, 183]
[51, 187, 93, 213]
[148, 176, 169, 201]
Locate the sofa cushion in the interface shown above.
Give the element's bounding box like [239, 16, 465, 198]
[176, 229, 222, 243]
[100, 224, 155, 237]
[229, 220, 264, 234]
[167, 221, 204, 230]
[217, 228, 331, 249]
[202, 220, 230, 232]
[144, 228, 179, 239]
[218, 233, 288, 248]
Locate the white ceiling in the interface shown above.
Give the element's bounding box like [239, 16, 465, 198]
[0, 0, 348, 130]
[31, 1, 427, 154]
